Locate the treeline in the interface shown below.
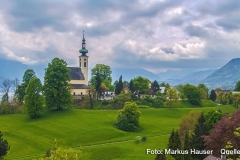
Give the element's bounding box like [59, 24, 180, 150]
[0, 57, 73, 117]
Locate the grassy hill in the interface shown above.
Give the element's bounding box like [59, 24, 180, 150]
[0, 105, 237, 160]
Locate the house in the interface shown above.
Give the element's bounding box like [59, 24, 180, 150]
[214, 89, 231, 96]
[68, 31, 89, 96]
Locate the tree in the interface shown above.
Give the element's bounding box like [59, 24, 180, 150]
[132, 76, 149, 93]
[0, 79, 12, 102]
[129, 79, 135, 94]
[191, 112, 207, 160]
[209, 90, 217, 102]
[204, 109, 223, 135]
[155, 150, 166, 160]
[198, 83, 209, 98]
[111, 89, 132, 109]
[44, 58, 73, 110]
[115, 101, 141, 132]
[183, 132, 191, 160]
[165, 88, 178, 107]
[168, 129, 183, 160]
[233, 93, 240, 108]
[90, 64, 112, 87]
[178, 110, 202, 146]
[14, 69, 36, 103]
[183, 84, 201, 106]
[115, 75, 123, 95]
[151, 80, 160, 92]
[24, 77, 43, 118]
[234, 80, 240, 91]
[95, 72, 102, 100]
[0, 131, 10, 159]
[203, 110, 240, 159]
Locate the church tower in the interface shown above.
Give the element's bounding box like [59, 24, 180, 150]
[79, 31, 88, 85]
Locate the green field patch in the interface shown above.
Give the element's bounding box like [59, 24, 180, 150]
[0, 105, 236, 159]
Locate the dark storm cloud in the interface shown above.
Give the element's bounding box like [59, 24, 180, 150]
[5, 0, 74, 32]
[184, 25, 209, 38]
[161, 48, 174, 54]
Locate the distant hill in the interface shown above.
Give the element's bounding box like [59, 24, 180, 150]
[111, 68, 159, 82]
[0, 59, 29, 81]
[160, 69, 217, 86]
[201, 58, 240, 89]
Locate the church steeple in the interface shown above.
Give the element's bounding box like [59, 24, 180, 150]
[79, 30, 88, 56]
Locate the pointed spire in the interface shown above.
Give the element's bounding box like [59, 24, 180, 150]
[79, 30, 88, 56]
[83, 30, 85, 40]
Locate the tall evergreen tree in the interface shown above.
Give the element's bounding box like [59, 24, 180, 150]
[168, 129, 175, 149]
[0, 131, 10, 159]
[191, 112, 207, 160]
[129, 79, 135, 93]
[168, 129, 183, 160]
[155, 150, 166, 160]
[151, 80, 160, 92]
[115, 75, 123, 95]
[209, 90, 217, 102]
[183, 132, 191, 160]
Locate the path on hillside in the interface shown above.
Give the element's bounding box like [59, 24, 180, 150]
[9, 134, 170, 160]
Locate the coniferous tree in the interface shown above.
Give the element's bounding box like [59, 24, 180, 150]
[209, 90, 217, 102]
[0, 131, 10, 159]
[155, 150, 166, 160]
[191, 112, 207, 160]
[168, 129, 183, 160]
[115, 75, 123, 95]
[168, 129, 175, 149]
[129, 79, 134, 93]
[183, 132, 191, 160]
[151, 80, 160, 92]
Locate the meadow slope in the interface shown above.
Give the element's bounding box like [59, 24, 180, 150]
[0, 105, 236, 160]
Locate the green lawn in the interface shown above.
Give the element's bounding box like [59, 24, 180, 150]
[0, 105, 237, 160]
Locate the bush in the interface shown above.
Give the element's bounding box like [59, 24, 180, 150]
[141, 136, 147, 142]
[115, 102, 141, 132]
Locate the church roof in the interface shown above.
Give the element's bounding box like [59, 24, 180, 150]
[71, 84, 89, 89]
[68, 67, 85, 80]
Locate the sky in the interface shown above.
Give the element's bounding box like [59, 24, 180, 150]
[0, 0, 240, 74]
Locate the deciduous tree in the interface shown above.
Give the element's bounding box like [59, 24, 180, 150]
[115, 101, 141, 132]
[234, 80, 240, 91]
[24, 77, 43, 118]
[44, 58, 73, 110]
[183, 84, 201, 106]
[0, 79, 12, 102]
[90, 64, 112, 87]
[165, 88, 178, 107]
[203, 110, 240, 159]
[132, 76, 149, 93]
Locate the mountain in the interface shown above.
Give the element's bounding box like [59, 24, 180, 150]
[201, 58, 240, 89]
[161, 69, 217, 86]
[0, 59, 29, 81]
[111, 68, 159, 82]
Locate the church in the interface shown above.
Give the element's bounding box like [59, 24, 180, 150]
[68, 32, 89, 96]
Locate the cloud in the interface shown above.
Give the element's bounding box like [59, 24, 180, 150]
[0, 0, 240, 74]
